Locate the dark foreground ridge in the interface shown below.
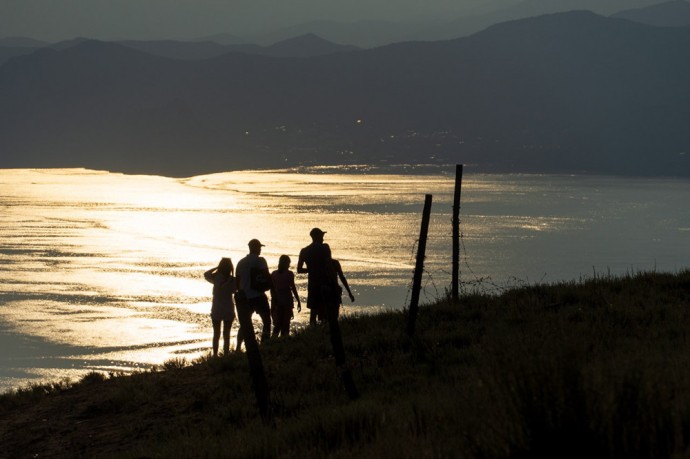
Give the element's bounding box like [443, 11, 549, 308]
[1, 270, 690, 458]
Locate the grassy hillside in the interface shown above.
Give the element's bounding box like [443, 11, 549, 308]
[1, 270, 690, 458]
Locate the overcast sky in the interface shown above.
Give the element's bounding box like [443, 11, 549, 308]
[0, 0, 509, 42]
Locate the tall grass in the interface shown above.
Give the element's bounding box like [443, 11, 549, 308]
[1, 270, 689, 458]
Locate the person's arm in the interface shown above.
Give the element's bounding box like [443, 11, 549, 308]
[296, 249, 308, 274]
[323, 244, 337, 285]
[260, 258, 273, 289]
[235, 263, 242, 291]
[334, 260, 355, 302]
[204, 268, 216, 284]
[290, 272, 301, 312]
[270, 272, 277, 297]
[342, 277, 355, 302]
[224, 275, 238, 292]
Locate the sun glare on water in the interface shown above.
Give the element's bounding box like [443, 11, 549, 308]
[0, 167, 454, 390]
[1, 167, 688, 392]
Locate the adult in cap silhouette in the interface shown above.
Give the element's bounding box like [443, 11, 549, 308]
[297, 228, 337, 324]
[299, 230, 359, 400]
[236, 238, 272, 347]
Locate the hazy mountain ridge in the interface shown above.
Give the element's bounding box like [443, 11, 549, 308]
[0, 0, 668, 47]
[0, 37, 48, 48]
[246, 19, 416, 48]
[260, 0, 666, 44]
[189, 33, 246, 45]
[0, 1, 671, 51]
[612, 0, 690, 26]
[117, 34, 359, 60]
[0, 34, 359, 66]
[1, 11, 689, 177]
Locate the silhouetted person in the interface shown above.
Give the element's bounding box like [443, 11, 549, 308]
[204, 257, 237, 356]
[332, 258, 355, 320]
[297, 228, 337, 324]
[298, 231, 359, 399]
[236, 239, 272, 348]
[270, 255, 301, 337]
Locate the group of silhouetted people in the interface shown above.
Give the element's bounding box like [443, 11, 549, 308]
[204, 228, 354, 356]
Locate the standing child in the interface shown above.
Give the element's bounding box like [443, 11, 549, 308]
[204, 257, 237, 356]
[270, 255, 301, 337]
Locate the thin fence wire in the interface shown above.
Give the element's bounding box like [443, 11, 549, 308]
[403, 228, 535, 308]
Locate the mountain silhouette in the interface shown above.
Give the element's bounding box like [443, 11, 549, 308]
[115, 40, 243, 60]
[116, 34, 358, 60]
[262, 33, 359, 58]
[612, 0, 690, 26]
[0, 37, 49, 47]
[0, 33, 359, 65]
[1, 37, 100, 66]
[247, 20, 415, 48]
[190, 33, 246, 46]
[420, 0, 664, 41]
[1, 12, 688, 177]
[0, 46, 35, 67]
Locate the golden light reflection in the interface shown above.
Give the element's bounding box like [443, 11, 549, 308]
[2, 167, 450, 391]
[0, 300, 204, 348]
[2, 168, 689, 393]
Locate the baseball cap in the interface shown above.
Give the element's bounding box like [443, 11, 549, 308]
[309, 228, 327, 237]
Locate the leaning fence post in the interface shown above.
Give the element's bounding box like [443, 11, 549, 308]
[452, 164, 463, 303]
[407, 194, 433, 337]
[325, 299, 359, 400]
[236, 303, 270, 422]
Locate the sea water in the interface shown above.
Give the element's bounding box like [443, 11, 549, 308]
[1, 166, 688, 392]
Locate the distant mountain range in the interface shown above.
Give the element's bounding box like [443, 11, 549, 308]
[0, 37, 49, 48]
[238, 0, 677, 46]
[0, 34, 359, 66]
[189, 33, 246, 46]
[246, 19, 432, 48]
[3, 1, 686, 52]
[612, 0, 690, 26]
[420, 0, 690, 41]
[117, 34, 360, 60]
[1, 11, 689, 177]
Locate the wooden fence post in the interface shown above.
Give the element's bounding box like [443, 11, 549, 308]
[407, 194, 433, 337]
[325, 298, 359, 400]
[236, 302, 270, 422]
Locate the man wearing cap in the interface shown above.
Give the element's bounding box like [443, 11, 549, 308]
[236, 238, 272, 344]
[297, 228, 337, 324]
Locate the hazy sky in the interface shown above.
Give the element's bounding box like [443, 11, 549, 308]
[0, 0, 506, 42]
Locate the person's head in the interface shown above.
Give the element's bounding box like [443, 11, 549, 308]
[218, 257, 233, 276]
[278, 254, 291, 272]
[309, 227, 326, 243]
[248, 238, 264, 255]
